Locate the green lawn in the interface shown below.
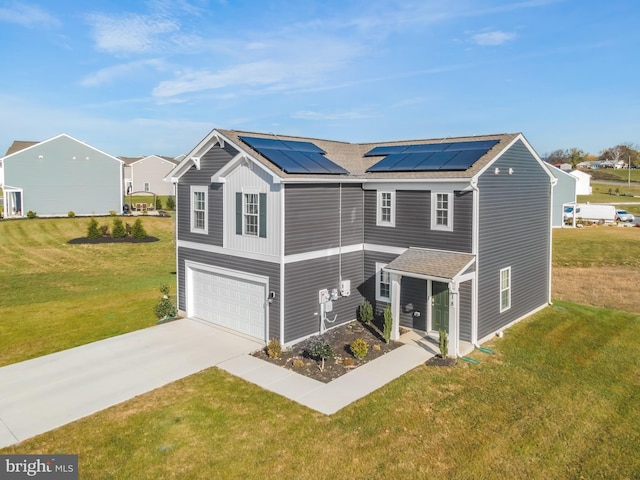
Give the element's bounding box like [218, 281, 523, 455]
[2, 301, 639, 479]
[0, 216, 176, 366]
[577, 182, 640, 204]
[553, 226, 640, 267]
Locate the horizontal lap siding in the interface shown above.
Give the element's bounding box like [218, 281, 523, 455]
[363, 251, 401, 314]
[400, 277, 427, 330]
[284, 251, 363, 343]
[477, 140, 551, 339]
[459, 281, 472, 342]
[285, 184, 363, 255]
[178, 247, 281, 341]
[177, 144, 236, 246]
[364, 190, 472, 252]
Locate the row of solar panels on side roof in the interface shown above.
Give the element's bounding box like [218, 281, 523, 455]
[239, 136, 348, 175]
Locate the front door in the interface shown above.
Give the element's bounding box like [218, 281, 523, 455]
[432, 281, 449, 333]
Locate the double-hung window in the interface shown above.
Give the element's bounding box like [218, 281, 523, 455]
[375, 262, 391, 303]
[376, 190, 395, 227]
[500, 267, 511, 312]
[235, 191, 267, 238]
[431, 191, 453, 231]
[190, 186, 208, 234]
[244, 193, 259, 236]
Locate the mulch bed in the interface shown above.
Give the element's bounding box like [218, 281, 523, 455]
[253, 321, 402, 383]
[68, 236, 159, 244]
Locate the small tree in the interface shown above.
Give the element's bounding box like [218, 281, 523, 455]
[87, 218, 101, 239]
[359, 300, 373, 324]
[131, 218, 147, 240]
[166, 196, 175, 210]
[306, 338, 334, 371]
[154, 285, 177, 320]
[383, 305, 393, 343]
[112, 217, 126, 238]
[439, 329, 449, 358]
[155, 197, 163, 210]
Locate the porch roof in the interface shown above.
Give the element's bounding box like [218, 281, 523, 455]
[385, 247, 476, 281]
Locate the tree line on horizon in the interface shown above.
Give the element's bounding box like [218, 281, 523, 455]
[544, 143, 639, 168]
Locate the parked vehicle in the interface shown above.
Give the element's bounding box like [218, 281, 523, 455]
[564, 204, 616, 224]
[615, 209, 635, 222]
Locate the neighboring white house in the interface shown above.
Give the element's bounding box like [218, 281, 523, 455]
[121, 155, 178, 196]
[569, 169, 592, 195]
[546, 164, 577, 227]
[2, 134, 122, 218]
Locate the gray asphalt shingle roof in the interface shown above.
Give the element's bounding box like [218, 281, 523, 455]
[385, 247, 476, 280]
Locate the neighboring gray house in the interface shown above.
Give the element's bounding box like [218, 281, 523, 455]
[2, 134, 122, 218]
[166, 129, 553, 357]
[546, 164, 577, 227]
[121, 155, 178, 196]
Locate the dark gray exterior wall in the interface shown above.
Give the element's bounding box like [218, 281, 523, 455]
[285, 183, 363, 255]
[399, 277, 427, 330]
[363, 251, 400, 314]
[177, 143, 238, 246]
[284, 250, 363, 343]
[476, 139, 551, 339]
[364, 190, 473, 252]
[459, 280, 472, 342]
[177, 247, 281, 340]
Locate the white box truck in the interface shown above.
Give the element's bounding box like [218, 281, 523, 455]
[563, 204, 616, 224]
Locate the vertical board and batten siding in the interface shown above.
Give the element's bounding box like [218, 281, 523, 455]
[4, 135, 121, 216]
[177, 247, 280, 340]
[459, 280, 472, 342]
[363, 190, 473, 252]
[284, 251, 364, 343]
[285, 184, 363, 255]
[399, 277, 427, 330]
[177, 144, 238, 246]
[476, 139, 551, 339]
[224, 164, 281, 257]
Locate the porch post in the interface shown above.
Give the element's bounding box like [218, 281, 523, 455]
[448, 281, 459, 358]
[390, 273, 401, 341]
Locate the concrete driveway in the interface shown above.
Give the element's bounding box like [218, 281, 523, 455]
[0, 319, 262, 449]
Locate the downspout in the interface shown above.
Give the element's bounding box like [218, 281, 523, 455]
[470, 179, 480, 348]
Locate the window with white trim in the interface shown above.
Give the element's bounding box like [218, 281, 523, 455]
[375, 262, 391, 302]
[500, 267, 511, 312]
[376, 190, 395, 227]
[244, 193, 259, 236]
[144, 182, 150, 192]
[431, 191, 453, 231]
[190, 186, 208, 234]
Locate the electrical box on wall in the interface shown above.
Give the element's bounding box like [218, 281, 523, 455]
[318, 289, 330, 304]
[339, 280, 351, 297]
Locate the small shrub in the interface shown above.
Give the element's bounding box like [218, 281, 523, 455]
[359, 300, 373, 324]
[154, 285, 177, 319]
[292, 358, 305, 368]
[68, 211, 75, 218]
[131, 218, 147, 240]
[109, 210, 117, 217]
[350, 338, 368, 360]
[266, 338, 282, 359]
[99, 224, 109, 236]
[306, 338, 334, 371]
[439, 329, 449, 358]
[166, 196, 175, 210]
[112, 217, 126, 238]
[142, 206, 148, 215]
[87, 218, 101, 239]
[155, 198, 163, 210]
[342, 357, 355, 367]
[26, 210, 37, 219]
[383, 305, 393, 343]
[126, 223, 132, 236]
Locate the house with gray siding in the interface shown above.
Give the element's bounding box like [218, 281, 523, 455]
[2, 134, 122, 217]
[121, 155, 178, 196]
[166, 129, 553, 357]
[545, 163, 576, 227]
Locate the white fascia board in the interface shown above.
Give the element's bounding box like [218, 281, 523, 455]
[211, 151, 282, 184]
[165, 128, 227, 181]
[362, 180, 471, 191]
[280, 177, 364, 184]
[213, 134, 283, 184]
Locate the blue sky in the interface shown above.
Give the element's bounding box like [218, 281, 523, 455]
[0, 0, 638, 158]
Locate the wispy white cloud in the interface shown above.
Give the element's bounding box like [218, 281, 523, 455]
[291, 110, 377, 121]
[80, 59, 166, 87]
[0, 2, 60, 28]
[85, 12, 180, 54]
[471, 30, 516, 46]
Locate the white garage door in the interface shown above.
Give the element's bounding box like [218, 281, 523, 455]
[190, 268, 266, 341]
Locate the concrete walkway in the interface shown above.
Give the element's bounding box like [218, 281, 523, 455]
[0, 319, 437, 449]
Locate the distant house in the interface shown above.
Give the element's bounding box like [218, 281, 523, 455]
[555, 162, 572, 171]
[166, 128, 553, 357]
[546, 165, 577, 227]
[121, 155, 178, 196]
[2, 134, 122, 218]
[569, 169, 592, 195]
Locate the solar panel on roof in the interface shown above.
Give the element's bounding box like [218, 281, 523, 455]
[366, 139, 499, 172]
[239, 136, 347, 175]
